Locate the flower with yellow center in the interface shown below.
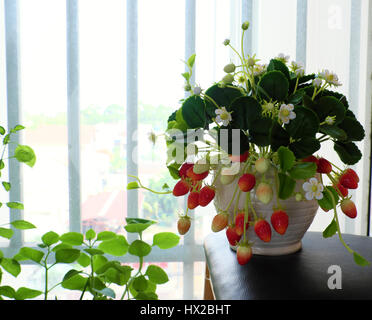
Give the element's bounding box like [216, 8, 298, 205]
[303, 178, 324, 200]
[278, 104, 296, 124]
[215, 107, 232, 126]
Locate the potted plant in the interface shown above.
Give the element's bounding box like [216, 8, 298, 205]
[128, 21, 369, 267]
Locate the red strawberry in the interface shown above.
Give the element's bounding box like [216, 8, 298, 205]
[235, 212, 250, 236]
[226, 225, 242, 246]
[187, 191, 200, 210]
[254, 219, 272, 242]
[199, 186, 215, 207]
[301, 155, 319, 165]
[333, 181, 348, 197]
[236, 244, 252, 265]
[339, 173, 358, 189]
[270, 210, 289, 235]
[177, 216, 191, 235]
[179, 162, 194, 179]
[317, 158, 332, 174]
[172, 179, 190, 197]
[211, 213, 229, 232]
[186, 167, 209, 181]
[344, 168, 359, 183]
[238, 173, 256, 192]
[340, 199, 357, 219]
[229, 150, 249, 163]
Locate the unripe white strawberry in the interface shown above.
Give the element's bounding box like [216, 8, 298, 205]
[193, 159, 210, 174]
[255, 157, 270, 174]
[255, 182, 273, 204]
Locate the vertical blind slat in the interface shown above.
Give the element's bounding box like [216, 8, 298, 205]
[4, 0, 23, 247]
[241, 0, 253, 56]
[66, 0, 81, 232]
[126, 0, 138, 232]
[296, 0, 307, 65]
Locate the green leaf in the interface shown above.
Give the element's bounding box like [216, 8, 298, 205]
[322, 219, 337, 238]
[257, 70, 289, 102]
[167, 164, 181, 180]
[267, 59, 290, 80]
[334, 141, 362, 165]
[52, 243, 72, 252]
[59, 232, 84, 246]
[6, 202, 24, 210]
[229, 96, 262, 131]
[84, 248, 104, 256]
[0, 258, 21, 277]
[41, 231, 59, 246]
[278, 173, 296, 200]
[94, 287, 116, 299]
[249, 118, 273, 146]
[181, 72, 190, 81]
[0, 126, 5, 135]
[277, 146, 295, 172]
[320, 125, 347, 141]
[92, 254, 108, 271]
[127, 181, 140, 190]
[3, 134, 10, 145]
[181, 95, 206, 129]
[285, 106, 319, 139]
[128, 240, 152, 257]
[152, 232, 180, 249]
[132, 275, 148, 292]
[288, 162, 317, 180]
[10, 220, 36, 230]
[0, 227, 14, 239]
[85, 229, 96, 241]
[77, 252, 91, 267]
[124, 218, 157, 233]
[187, 54, 196, 68]
[0, 286, 16, 298]
[2, 182, 10, 191]
[103, 265, 132, 286]
[318, 186, 339, 211]
[135, 292, 158, 300]
[62, 273, 88, 291]
[289, 137, 321, 159]
[96, 231, 117, 241]
[338, 117, 365, 142]
[145, 265, 169, 284]
[311, 96, 345, 125]
[14, 287, 42, 300]
[11, 125, 25, 133]
[55, 248, 81, 264]
[14, 145, 36, 167]
[98, 235, 129, 256]
[270, 122, 290, 151]
[18, 247, 44, 263]
[353, 252, 370, 266]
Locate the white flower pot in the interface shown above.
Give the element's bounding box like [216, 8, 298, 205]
[213, 166, 319, 256]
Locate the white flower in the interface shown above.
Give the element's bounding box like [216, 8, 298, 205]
[303, 178, 324, 200]
[290, 61, 303, 71]
[318, 69, 342, 87]
[312, 78, 322, 88]
[253, 64, 266, 76]
[295, 67, 305, 77]
[276, 53, 290, 63]
[193, 86, 202, 95]
[279, 104, 296, 124]
[215, 107, 232, 126]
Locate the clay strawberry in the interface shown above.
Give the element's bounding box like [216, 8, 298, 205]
[187, 191, 200, 210]
[238, 173, 256, 192]
[344, 168, 359, 183]
[339, 172, 358, 189]
[255, 157, 270, 174]
[179, 162, 194, 179]
[199, 186, 215, 207]
[226, 225, 242, 246]
[317, 158, 332, 174]
[235, 212, 250, 236]
[211, 212, 229, 232]
[270, 210, 289, 235]
[172, 179, 190, 197]
[236, 243, 252, 265]
[301, 155, 319, 165]
[340, 199, 357, 219]
[229, 150, 249, 163]
[333, 180, 348, 197]
[177, 216, 191, 235]
[186, 166, 209, 181]
[255, 182, 273, 204]
[254, 219, 272, 242]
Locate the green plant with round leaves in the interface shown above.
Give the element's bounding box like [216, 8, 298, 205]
[127, 21, 369, 267]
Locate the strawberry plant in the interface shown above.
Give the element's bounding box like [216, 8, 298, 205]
[127, 21, 369, 267]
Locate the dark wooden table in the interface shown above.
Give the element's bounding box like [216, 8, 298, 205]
[203, 231, 372, 300]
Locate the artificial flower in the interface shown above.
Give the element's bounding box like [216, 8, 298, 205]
[215, 107, 232, 126]
[303, 178, 324, 200]
[319, 69, 342, 87]
[278, 104, 296, 124]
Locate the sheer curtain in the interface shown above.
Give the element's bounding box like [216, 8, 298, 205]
[0, 0, 371, 300]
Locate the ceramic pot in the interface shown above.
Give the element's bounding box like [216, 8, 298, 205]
[214, 165, 319, 256]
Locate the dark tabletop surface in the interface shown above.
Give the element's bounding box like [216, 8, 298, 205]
[203, 231, 372, 300]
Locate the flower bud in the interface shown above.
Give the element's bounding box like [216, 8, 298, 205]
[241, 21, 250, 30]
[223, 63, 236, 73]
[222, 74, 234, 84]
[193, 86, 202, 95]
[295, 193, 303, 202]
[223, 39, 230, 46]
[184, 84, 191, 91]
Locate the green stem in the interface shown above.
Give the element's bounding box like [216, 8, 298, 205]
[247, 191, 258, 221]
[293, 77, 299, 94]
[243, 192, 249, 242]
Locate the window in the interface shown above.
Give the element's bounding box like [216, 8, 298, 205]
[1, 0, 371, 300]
